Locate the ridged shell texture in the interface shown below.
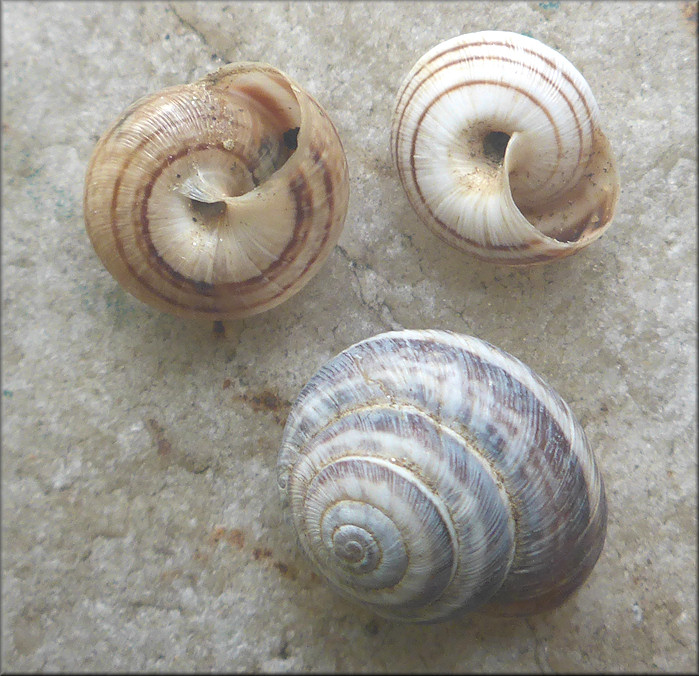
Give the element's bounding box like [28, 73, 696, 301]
[278, 330, 607, 623]
[391, 31, 619, 264]
[84, 63, 349, 319]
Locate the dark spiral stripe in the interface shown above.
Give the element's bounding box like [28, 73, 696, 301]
[392, 39, 595, 173]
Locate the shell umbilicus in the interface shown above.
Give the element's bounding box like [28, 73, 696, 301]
[278, 330, 607, 623]
[84, 62, 349, 319]
[391, 31, 620, 265]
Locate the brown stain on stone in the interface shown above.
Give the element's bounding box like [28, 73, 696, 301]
[208, 526, 226, 544]
[202, 527, 301, 582]
[682, 1, 697, 32]
[226, 529, 245, 548]
[192, 547, 211, 565]
[233, 388, 292, 426]
[222, 378, 232, 389]
[253, 547, 273, 560]
[208, 526, 245, 549]
[145, 418, 172, 457]
[273, 561, 298, 580]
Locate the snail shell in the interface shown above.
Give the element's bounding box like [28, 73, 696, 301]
[277, 330, 607, 623]
[84, 63, 349, 319]
[391, 31, 620, 265]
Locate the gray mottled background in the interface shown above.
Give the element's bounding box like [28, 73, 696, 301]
[2, 1, 696, 672]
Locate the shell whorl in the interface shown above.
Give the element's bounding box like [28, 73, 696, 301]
[84, 62, 349, 319]
[391, 31, 620, 265]
[278, 330, 607, 623]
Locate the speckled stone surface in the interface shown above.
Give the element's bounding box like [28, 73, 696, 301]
[2, 1, 696, 672]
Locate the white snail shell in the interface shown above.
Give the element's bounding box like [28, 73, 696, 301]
[391, 31, 620, 265]
[278, 330, 607, 623]
[84, 63, 349, 319]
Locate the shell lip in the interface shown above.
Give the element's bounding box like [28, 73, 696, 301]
[204, 65, 308, 204]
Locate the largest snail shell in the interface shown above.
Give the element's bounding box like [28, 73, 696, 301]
[84, 63, 349, 319]
[391, 31, 620, 265]
[278, 330, 607, 623]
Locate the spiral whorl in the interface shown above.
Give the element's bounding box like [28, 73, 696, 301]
[278, 330, 607, 623]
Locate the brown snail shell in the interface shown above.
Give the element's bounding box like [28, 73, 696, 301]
[84, 62, 350, 319]
[278, 330, 607, 623]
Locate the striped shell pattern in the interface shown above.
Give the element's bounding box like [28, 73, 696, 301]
[278, 330, 607, 623]
[84, 62, 349, 319]
[391, 31, 620, 265]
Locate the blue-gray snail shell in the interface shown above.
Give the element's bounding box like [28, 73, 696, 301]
[277, 330, 607, 623]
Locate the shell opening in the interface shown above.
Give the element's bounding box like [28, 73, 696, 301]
[173, 69, 305, 218]
[483, 131, 511, 166]
[188, 198, 227, 221]
[168, 71, 305, 236]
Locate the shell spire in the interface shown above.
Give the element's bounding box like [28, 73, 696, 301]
[391, 31, 620, 264]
